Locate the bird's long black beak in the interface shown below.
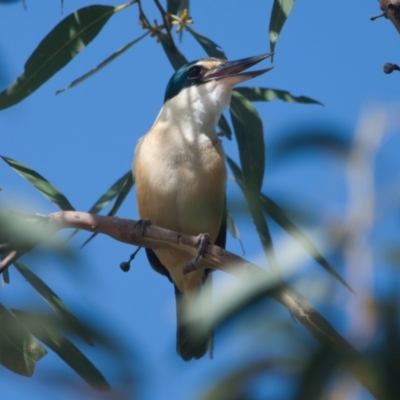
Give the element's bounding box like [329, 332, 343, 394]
[204, 53, 273, 84]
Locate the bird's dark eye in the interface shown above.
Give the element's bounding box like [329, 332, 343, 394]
[187, 65, 202, 79]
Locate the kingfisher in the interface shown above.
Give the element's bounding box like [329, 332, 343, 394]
[133, 53, 272, 361]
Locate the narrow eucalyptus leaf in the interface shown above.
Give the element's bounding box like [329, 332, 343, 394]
[269, 0, 296, 60]
[204, 360, 290, 400]
[234, 87, 322, 106]
[0, 3, 135, 109]
[186, 26, 226, 59]
[0, 155, 74, 210]
[0, 304, 47, 377]
[56, 32, 149, 95]
[217, 114, 232, 139]
[67, 170, 132, 242]
[180, 0, 189, 13]
[226, 156, 277, 270]
[229, 91, 265, 194]
[167, 0, 181, 15]
[14, 262, 94, 344]
[107, 171, 134, 216]
[13, 310, 110, 391]
[81, 172, 134, 247]
[158, 33, 188, 71]
[88, 171, 133, 215]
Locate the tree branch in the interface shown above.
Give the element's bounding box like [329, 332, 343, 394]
[0, 210, 382, 399]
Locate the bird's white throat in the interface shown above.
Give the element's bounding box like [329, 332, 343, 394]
[154, 81, 232, 143]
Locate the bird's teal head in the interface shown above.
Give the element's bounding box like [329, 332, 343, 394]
[164, 53, 273, 103]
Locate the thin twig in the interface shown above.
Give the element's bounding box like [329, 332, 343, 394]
[153, 0, 173, 42]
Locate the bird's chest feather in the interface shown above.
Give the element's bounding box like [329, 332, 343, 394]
[134, 129, 226, 237]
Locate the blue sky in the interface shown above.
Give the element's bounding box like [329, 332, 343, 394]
[1, 1, 400, 399]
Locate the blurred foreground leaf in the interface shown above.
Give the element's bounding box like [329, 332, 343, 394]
[13, 310, 110, 391]
[0, 304, 47, 376]
[204, 359, 291, 400]
[194, 268, 285, 336]
[260, 195, 354, 293]
[0, 210, 69, 257]
[0, 2, 134, 109]
[14, 262, 93, 345]
[1, 155, 74, 210]
[273, 130, 352, 159]
[227, 156, 352, 291]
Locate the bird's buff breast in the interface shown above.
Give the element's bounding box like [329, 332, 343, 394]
[134, 131, 226, 241]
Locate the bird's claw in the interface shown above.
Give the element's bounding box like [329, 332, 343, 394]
[195, 233, 210, 262]
[134, 218, 151, 238]
[182, 233, 210, 274]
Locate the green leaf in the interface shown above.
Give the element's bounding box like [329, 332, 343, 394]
[226, 156, 278, 271]
[180, 0, 189, 14]
[158, 33, 188, 71]
[167, 0, 190, 16]
[269, 0, 296, 60]
[0, 2, 134, 109]
[14, 262, 94, 345]
[229, 91, 265, 194]
[56, 32, 149, 95]
[0, 304, 47, 377]
[186, 26, 226, 59]
[167, 0, 181, 15]
[273, 130, 351, 160]
[259, 195, 354, 293]
[204, 360, 289, 400]
[88, 170, 133, 215]
[81, 171, 134, 247]
[234, 87, 322, 106]
[217, 114, 232, 139]
[107, 170, 134, 216]
[13, 310, 110, 391]
[66, 170, 132, 243]
[1, 155, 74, 211]
[193, 262, 285, 339]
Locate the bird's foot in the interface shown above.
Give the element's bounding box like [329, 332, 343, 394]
[182, 233, 210, 274]
[134, 218, 151, 238]
[195, 233, 210, 262]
